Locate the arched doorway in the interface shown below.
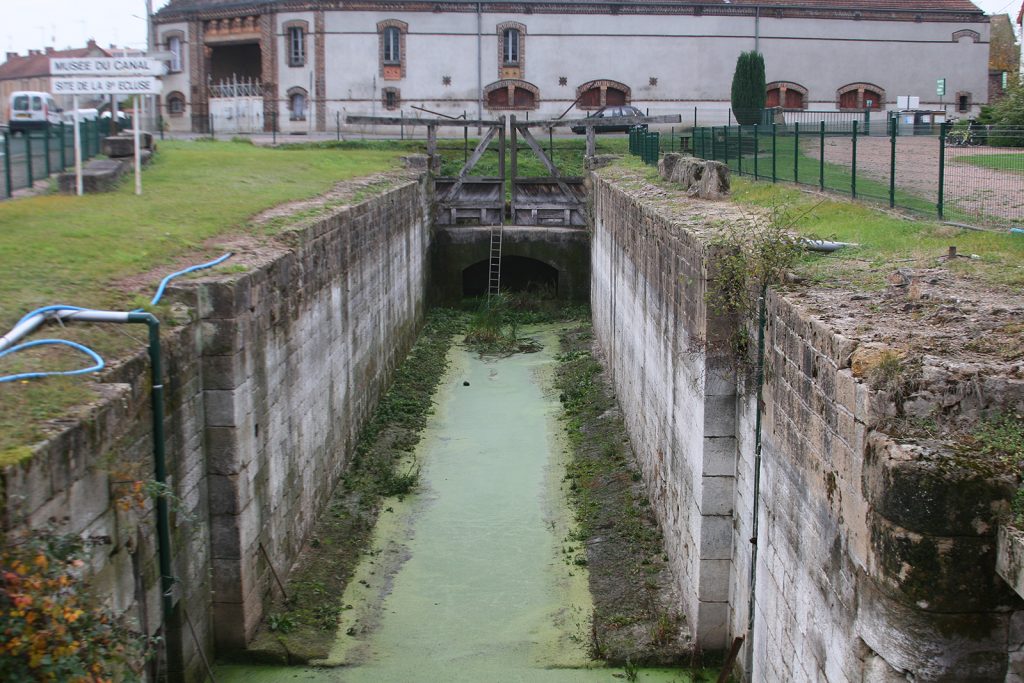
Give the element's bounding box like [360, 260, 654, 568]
[462, 256, 560, 297]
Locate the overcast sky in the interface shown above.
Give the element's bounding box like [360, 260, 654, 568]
[2, 0, 1021, 57]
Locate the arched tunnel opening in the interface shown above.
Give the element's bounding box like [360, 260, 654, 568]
[462, 256, 559, 297]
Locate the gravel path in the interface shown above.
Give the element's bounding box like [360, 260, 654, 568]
[807, 135, 1024, 224]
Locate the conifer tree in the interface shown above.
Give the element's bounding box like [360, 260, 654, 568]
[730, 51, 766, 125]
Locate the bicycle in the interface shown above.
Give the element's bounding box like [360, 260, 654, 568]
[947, 119, 983, 147]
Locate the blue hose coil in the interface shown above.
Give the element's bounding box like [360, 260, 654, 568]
[0, 339, 105, 383]
[1, 253, 232, 383]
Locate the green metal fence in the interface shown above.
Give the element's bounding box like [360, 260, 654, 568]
[686, 120, 1024, 227]
[1, 118, 127, 199]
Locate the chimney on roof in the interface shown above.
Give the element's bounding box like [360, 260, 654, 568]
[5, 52, 17, 62]
[45, 47, 54, 55]
[87, 39, 98, 50]
[28, 49, 40, 56]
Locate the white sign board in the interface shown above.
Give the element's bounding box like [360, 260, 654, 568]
[50, 57, 167, 77]
[896, 95, 920, 110]
[53, 77, 163, 96]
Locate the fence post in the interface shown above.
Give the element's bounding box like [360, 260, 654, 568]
[851, 120, 858, 199]
[337, 111, 341, 141]
[3, 132, 11, 198]
[60, 121, 67, 170]
[44, 126, 52, 177]
[25, 131, 34, 186]
[793, 122, 799, 185]
[819, 120, 825, 191]
[737, 125, 743, 175]
[728, 108, 732, 126]
[710, 127, 716, 161]
[671, 126, 675, 153]
[771, 122, 777, 183]
[937, 122, 947, 220]
[889, 116, 897, 208]
[694, 106, 697, 129]
[753, 124, 759, 180]
[864, 108, 871, 137]
[272, 111, 277, 145]
[159, 113, 165, 141]
[724, 125, 730, 168]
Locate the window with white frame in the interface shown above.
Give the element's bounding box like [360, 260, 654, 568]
[503, 28, 520, 65]
[288, 26, 306, 67]
[383, 26, 401, 64]
[168, 35, 182, 72]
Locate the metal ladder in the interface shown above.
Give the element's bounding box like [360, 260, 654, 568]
[487, 225, 503, 300]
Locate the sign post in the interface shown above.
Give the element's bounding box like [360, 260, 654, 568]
[50, 57, 165, 196]
[73, 95, 83, 196]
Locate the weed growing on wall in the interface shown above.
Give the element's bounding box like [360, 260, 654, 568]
[0, 529, 150, 681]
[704, 207, 805, 364]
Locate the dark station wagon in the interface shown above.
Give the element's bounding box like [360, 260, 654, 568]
[571, 105, 645, 134]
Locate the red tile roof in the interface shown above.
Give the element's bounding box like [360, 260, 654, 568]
[0, 42, 110, 82]
[158, 0, 986, 14]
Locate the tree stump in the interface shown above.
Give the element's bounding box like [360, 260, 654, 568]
[658, 153, 730, 199]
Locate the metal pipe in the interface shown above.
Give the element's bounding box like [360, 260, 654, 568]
[744, 292, 768, 681]
[127, 311, 175, 619]
[477, 3, 483, 131]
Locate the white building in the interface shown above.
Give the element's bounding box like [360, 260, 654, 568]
[153, 0, 992, 134]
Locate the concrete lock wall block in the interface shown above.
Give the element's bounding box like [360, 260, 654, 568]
[590, 170, 1024, 681]
[0, 175, 432, 680]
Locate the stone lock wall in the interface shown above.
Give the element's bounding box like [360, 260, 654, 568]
[590, 171, 1024, 680]
[0, 176, 431, 681]
[590, 175, 738, 648]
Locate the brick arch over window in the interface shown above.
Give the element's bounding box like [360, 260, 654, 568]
[166, 91, 186, 116]
[282, 19, 309, 67]
[496, 21, 526, 79]
[766, 81, 807, 109]
[377, 19, 408, 79]
[162, 30, 185, 73]
[484, 79, 539, 110]
[287, 86, 308, 121]
[837, 82, 885, 110]
[575, 79, 631, 110]
[952, 29, 981, 42]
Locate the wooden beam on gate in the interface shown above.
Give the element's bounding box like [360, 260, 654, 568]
[345, 115, 501, 127]
[517, 125, 572, 196]
[442, 125, 499, 201]
[520, 114, 682, 129]
[427, 124, 437, 165]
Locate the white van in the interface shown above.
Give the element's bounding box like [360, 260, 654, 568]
[8, 91, 63, 134]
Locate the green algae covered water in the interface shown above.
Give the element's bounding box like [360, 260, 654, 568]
[217, 328, 694, 683]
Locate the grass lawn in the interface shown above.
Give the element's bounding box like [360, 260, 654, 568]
[0, 139, 402, 455]
[728, 176, 1024, 290]
[957, 152, 1024, 175]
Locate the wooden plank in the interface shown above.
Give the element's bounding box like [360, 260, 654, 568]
[586, 124, 596, 157]
[518, 114, 682, 129]
[346, 115, 501, 127]
[442, 125, 499, 202]
[517, 126, 573, 197]
[498, 124, 506, 182]
[427, 124, 437, 164]
[510, 115, 518, 215]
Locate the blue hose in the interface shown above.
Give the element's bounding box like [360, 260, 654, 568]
[0, 339, 105, 383]
[149, 253, 233, 306]
[16, 304, 88, 326]
[1, 253, 232, 383]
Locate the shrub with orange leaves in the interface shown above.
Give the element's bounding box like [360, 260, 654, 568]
[0, 531, 147, 682]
